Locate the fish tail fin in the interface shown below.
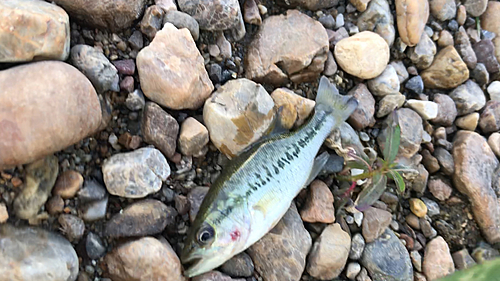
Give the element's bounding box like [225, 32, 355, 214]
[315, 76, 358, 123]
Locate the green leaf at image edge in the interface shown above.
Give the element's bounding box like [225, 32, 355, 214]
[437, 257, 500, 281]
[388, 170, 405, 193]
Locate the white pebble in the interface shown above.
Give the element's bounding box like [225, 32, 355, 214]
[487, 81, 500, 101]
[406, 100, 439, 120]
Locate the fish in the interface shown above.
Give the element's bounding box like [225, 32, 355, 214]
[181, 76, 358, 277]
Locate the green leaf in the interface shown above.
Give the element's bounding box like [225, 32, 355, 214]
[388, 170, 405, 193]
[355, 173, 387, 211]
[345, 160, 370, 171]
[382, 112, 401, 163]
[437, 257, 500, 281]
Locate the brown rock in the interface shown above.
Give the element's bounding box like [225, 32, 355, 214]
[334, 31, 390, 79]
[421, 46, 469, 89]
[245, 10, 329, 85]
[362, 207, 392, 243]
[457, 5, 466, 25]
[347, 84, 376, 130]
[396, 0, 429, 47]
[422, 149, 440, 173]
[52, 0, 146, 32]
[52, 170, 83, 199]
[463, 0, 488, 17]
[452, 131, 500, 244]
[105, 237, 185, 281]
[179, 117, 209, 156]
[137, 23, 213, 110]
[422, 236, 454, 280]
[203, 79, 275, 158]
[46, 195, 64, 215]
[140, 5, 164, 40]
[452, 249, 476, 270]
[430, 94, 457, 126]
[428, 177, 452, 201]
[456, 113, 480, 131]
[350, 0, 372, 12]
[481, 2, 500, 64]
[306, 223, 351, 280]
[488, 132, 500, 158]
[0, 0, 70, 62]
[0, 61, 101, 170]
[437, 30, 454, 47]
[429, 0, 456, 21]
[0, 203, 8, 223]
[479, 100, 500, 133]
[271, 88, 315, 130]
[142, 102, 179, 158]
[300, 180, 335, 223]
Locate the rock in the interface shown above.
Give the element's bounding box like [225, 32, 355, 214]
[0, 224, 79, 281]
[421, 197, 440, 217]
[350, 233, 366, 260]
[46, 195, 65, 215]
[421, 46, 469, 89]
[406, 100, 438, 120]
[456, 5, 467, 25]
[70, 45, 119, 94]
[367, 65, 400, 96]
[428, 177, 452, 201]
[488, 133, 500, 158]
[86, 232, 106, 260]
[271, 88, 315, 130]
[405, 76, 424, 94]
[488, 81, 500, 101]
[78, 179, 106, 203]
[378, 108, 423, 159]
[140, 5, 164, 40]
[220, 253, 254, 278]
[481, 2, 500, 64]
[449, 80, 486, 116]
[300, 180, 335, 223]
[335, 31, 390, 79]
[203, 78, 275, 158]
[396, 0, 429, 47]
[53, 170, 83, 199]
[452, 249, 476, 270]
[361, 229, 413, 281]
[434, 147, 454, 176]
[356, 268, 371, 281]
[164, 10, 200, 41]
[410, 164, 430, 194]
[346, 262, 362, 280]
[175, 194, 189, 215]
[473, 39, 500, 74]
[430, 94, 457, 126]
[187, 186, 209, 222]
[429, 0, 456, 21]
[192, 271, 245, 281]
[437, 30, 454, 47]
[243, 0, 262, 26]
[422, 236, 454, 280]
[357, 0, 395, 46]
[105, 237, 184, 281]
[376, 94, 406, 118]
[156, 0, 177, 12]
[390, 61, 409, 83]
[455, 27, 477, 70]
[178, 117, 209, 156]
[410, 250, 423, 272]
[128, 30, 144, 50]
[0, 203, 8, 223]
[456, 113, 480, 131]
[137, 23, 213, 110]
[0, 61, 101, 169]
[142, 102, 179, 158]
[102, 147, 170, 198]
[120, 76, 135, 93]
[346, 84, 376, 130]
[105, 199, 176, 238]
[307, 223, 350, 279]
[0, 0, 70, 62]
[422, 149, 440, 174]
[13, 155, 58, 219]
[410, 198, 428, 218]
[80, 196, 108, 222]
[471, 63, 489, 86]
[406, 213, 421, 229]
[58, 214, 85, 242]
[247, 204, 311, 281]
[408, 33, 437, 69]
[362, 207, 392, 243]
[323, 51, 338, 76]
[245, 10, 328, 85]
[350, 0, 371, 12]
[479, 100, 500, 133]
[178, 0, 242, 31]
[463, 0, 488, 17]
[453, 131, 500, 244]
[319, 15, 335, 30]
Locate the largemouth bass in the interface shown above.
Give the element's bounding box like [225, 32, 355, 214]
[181, 76, 358, 277]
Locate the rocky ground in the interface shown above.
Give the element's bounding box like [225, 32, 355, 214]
[1, 0, 500, 280]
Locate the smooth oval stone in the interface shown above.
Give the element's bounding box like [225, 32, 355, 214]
[0, 61, 102, 169]
[0, 224, 79, 281]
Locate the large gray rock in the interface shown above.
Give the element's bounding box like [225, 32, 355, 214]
[449, 80, 486, 116]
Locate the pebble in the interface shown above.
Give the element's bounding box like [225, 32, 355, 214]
[179, 117, 209, 156]
[13, 155, 58, 219]
[323, 51, 338, 76]
[247, 204, 311, 281]
[396, 0, 429, 47]
[336, 14, 345, 28]
[349, 233, 366, 260]
[120, 76, 135, 93]
[411, 164, 430, 194]
[455, 27, 477, 70]
[156, 0, 177, 12]
[306, 223, 351, 279]
[428, 177, 452, 201]
[174, 194, 189, 215]
[406, 214, 420, 229]
[405, 75, 424, 94]
[422, 197, 440, 217]
[487, 81, 500, 102]
[367, 65, 400, 96]
[128, 30, 144, 50]
[203, 78, 275, 158]
[346, 262, 362, 280]
[53, 170, 83, 199]
[362, 207, 392, 243]
[453, 131, 500, 244]
[361, 229, 413, 281]
[391, 61, 409, 83]
[452, 248, 476, 270]
[422, 236, 454, 280]
[449, 80, 486, 116]
[456, 5, 466, 25]
[376, 94, 406, 118]
[319, 15, 336, 30]
[85, 232, 106, 260]
[0, 224, 79, 281]
[164, 10, 200, 41]
[105, 199, 177, 238]
[271, 88, 315, 129]
[0, 202, 8, 223]
[142, 102, 179, 158]
[350, 0, 372, 12]
[335, 31, 389, 79]
[178, 0, 242, 32]
[356, 268, 372, 281]
[80, 195, 108, 222]
[77, 179, 106, 203]
[102, 147, 170, 198]
[429, 0, 456, 21]
[140, 5, 164, 39]
[137, 23, 213, 110]
[300, 180, 335, 223]
[406, 100, 438, 120]
[434, 147, 454, 175]
[58, 214, 85, 242]
[421, 46, 469, 89]
[422, 149, 440, 174]
[243, 0, 262, 26]
[455, 113, 480, 131]
[275, 0, 338, 10]
[347, 84, 376, 130]
[187, 186, 209, 222]
[354, 212, 364, 227]
[471, 63, 490, 86]
[410, 198, 428, 218]
[488, 133, 500, 158]
[220, 252, 254, 278]
[430, 94, 457, 126]
[420, 218, 437, 238]
[357, 0, 395, 46]
[437, 30, 454, 47]
[481, 2, 500, 64]
[473, 39, 500, 74]
[0, 61, 102, 169]
[113, 59, 136, 76]
[479, 100, 500, 133]
[410, 250, 423, 272]
[0, 0, 70, 62]
[408, 33, 437, 70]
[216, 33, 232, 59]
[126, 89, 146, 111]
[246, 10, 328, 85]
[463, 0, 488, 17]
[70, 44, 119, 93]
[105, 237, 184, 281]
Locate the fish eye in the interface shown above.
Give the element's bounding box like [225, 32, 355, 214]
[197, 224, 215, 245]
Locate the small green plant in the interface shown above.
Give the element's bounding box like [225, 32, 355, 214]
[437, 257, 500, 281]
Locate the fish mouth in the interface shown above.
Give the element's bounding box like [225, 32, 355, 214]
[182, 256, 204, 277]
